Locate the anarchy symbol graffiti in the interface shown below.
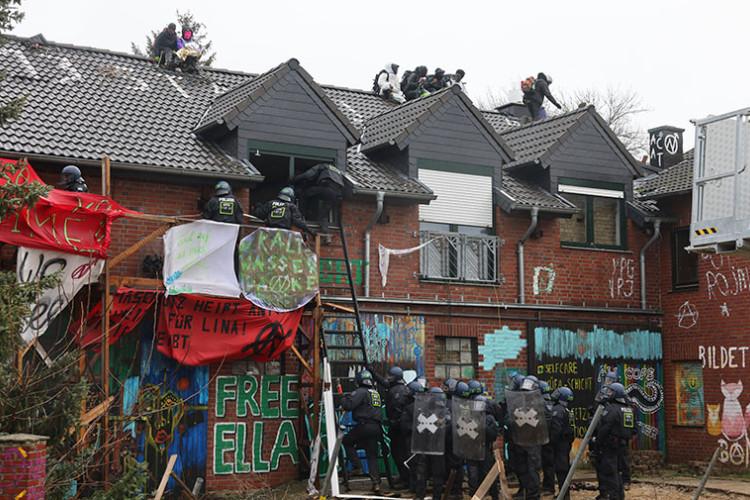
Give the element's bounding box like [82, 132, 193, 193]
[675, 301, 699, 329]
[416, 413, 438, 434]
[664, 134, 680, 155]
[71, 262, 95, 280]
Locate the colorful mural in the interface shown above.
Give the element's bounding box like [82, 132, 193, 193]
[675, 362, 704, 425]
[131, 323, 208, 492]
[530, 323, 664, 452]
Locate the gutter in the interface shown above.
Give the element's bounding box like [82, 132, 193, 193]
[364, 191, 384, 297]
[518, 207, 539, 304]
[640, 220, 661, 309]
[0, 151, 263, 183]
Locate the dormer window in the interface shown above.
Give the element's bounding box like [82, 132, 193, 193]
[558, 178, 626, 250]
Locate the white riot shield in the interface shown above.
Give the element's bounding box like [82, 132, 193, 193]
[506, 390, 550, 446]
[451, 398, 486, 460]
[411, 392, 447, 455]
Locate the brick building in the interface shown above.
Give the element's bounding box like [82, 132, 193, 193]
[0, 34, 678, 494]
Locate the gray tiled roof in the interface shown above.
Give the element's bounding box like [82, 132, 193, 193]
[0, 36, 261, 179]
[346, 148, 434, 199]
[634, 149, 695, 200]
[481, 110, 521, 134]
[499, 107, 591, 169]
[323, 86, 395, 130]
[496, 175, 579, 214]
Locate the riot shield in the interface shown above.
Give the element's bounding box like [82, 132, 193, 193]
[411, 392, 447, 455]
[506, 390, 549, 446]
[451, 398, 486, 460]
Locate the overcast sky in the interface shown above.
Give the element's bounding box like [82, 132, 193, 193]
[11, 0, 750, 154]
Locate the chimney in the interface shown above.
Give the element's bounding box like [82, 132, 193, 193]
[495, 103, 530, 120]
[648, 126, 684, 169]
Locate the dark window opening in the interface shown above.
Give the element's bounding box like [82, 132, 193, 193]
[672, 228, 699, 289]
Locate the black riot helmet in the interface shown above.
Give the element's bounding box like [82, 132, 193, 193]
[215, 180, 231, 196]
[355, 369, 374, 387]
[61, 165, 81, 184]
[387, 366, 404, 383]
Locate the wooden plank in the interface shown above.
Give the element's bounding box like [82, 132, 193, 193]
[323, 302, 355, 314]
[169, 471, 197, 500]
[108, 224, 170, 269]
[109, 276, 164, 288]
[153, 454, 178, 500]
[291, 344, 313, 375]
[101, 156, 111, 486]
[495, 448, 511, 500]
[80, 395, 115, 426]
[470, 448, 509, 500]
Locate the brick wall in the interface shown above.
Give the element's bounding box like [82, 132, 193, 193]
[0, 434, 47, 500]
[659, 195, 750, 466]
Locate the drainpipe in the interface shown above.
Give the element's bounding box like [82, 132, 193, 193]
[640, 220, 661, 309]
[364, 191, 385, 297]
[518, 207, 539, 304]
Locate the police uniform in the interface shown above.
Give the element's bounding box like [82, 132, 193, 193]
[201, 194, 243, 224]
[341, 384, 384, 490]
[401, 393, 447, 500]
[597, 400, 636, 500]
[468, 410, 499, 500]
[549, 401, 575, 498]
[65, 178, 89, 193]
[382, 378, 410, 487]
[541, 394, 556, 495]
[254, 199, 314, 234]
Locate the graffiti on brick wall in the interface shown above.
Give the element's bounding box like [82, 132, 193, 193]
[213, 375, 299, 474]
[712, 380, 750, 466]
[699, 345, 750, 369]
[0, 445, 44, 496]
[675, 362, 704, 425]
[320, 258, 363, 286]
[533, 263, 555, 295]
[134, 329, 209, 492]
[323, 314, 425, 374]
[479, 326, 526, 371]
[608, 257, 635, 298]
[675, 301, 699, 329]
[531, 325, 664, 450]
[704, 254, 750, 301]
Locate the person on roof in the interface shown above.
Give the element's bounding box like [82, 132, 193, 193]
[153, 22, 178, 69]
[375, 63, 406, 104]
[60, 165, 88, 193]
[401, 65, 428, 101]
[201, 181, 244, 224]
[523, 72, 561, 121]
[422, 67, 447, 93]
[446, 69, 466, 91]
[254, 187, 316, 236]
[291, 163, 345, 245]
[175, 26, 202, 74]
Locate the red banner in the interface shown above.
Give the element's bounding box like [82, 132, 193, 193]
[0, 158, 139, 258]
[73, 287, 158, 349]
[156, 294, 303, 366]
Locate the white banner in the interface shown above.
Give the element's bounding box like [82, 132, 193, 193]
[163, 220, 241, 297]
[17, 246, 103, 344]
[378, 239, 437, 287]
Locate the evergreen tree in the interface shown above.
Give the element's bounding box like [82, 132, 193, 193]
[0, 0, 26, 126]
[130, 9, 216, 67]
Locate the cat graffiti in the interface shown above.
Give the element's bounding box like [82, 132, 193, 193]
[710, 380, 750, 466]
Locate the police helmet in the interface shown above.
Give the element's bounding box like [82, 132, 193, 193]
[467, 380, 483, 397]
[278, 186, 295, 202]
[428, 386, 444, 394]
[609, 382, 626, 401]
[215, 180, 231, 196]
[61, 165, 81, 183]
[539, 380, 552, 395]
[407, 380, 425, 395]
[442, 378, 458, 393]
[508, 373, 525, 391]
[416, 375, 428, 388]
[520, 375, 540, 392]
[454, 381, 471, 399]
[355, 369, 374, 387]
[604, 371, 618, 386]
[598, 382, 625, 404]
[472, 394, 487, 402]
[387, 366, 404, 382]
[551, 387, 574, 407]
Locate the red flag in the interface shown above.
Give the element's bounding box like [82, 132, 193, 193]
[156, 294, 303, 366]
[0, 158, 139, 258]
[73, 287, 158, 349]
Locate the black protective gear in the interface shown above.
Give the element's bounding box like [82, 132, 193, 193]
[355, 369, 375, 388]
[61, 165, 81, 182]
[342, 421, 382, 487]
[552, 386, 574, 406]
[202, 194, 243, 224]
[278, 186, 295, 202]
[468, 380, 483, 397]
[454, 381, 471, 399]
[387, 365, 404, 382]
[254, 198, 314, 234]
[292, 163, 344, 234]
[214, 180, 231, 195]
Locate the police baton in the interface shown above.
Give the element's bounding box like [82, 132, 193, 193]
[556, 404, 604, 500]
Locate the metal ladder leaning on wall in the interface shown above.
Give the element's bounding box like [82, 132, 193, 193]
[316, 212, 394, 494]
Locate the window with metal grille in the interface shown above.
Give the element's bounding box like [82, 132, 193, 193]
[419, 223, 499, 283]
[434, 337, 476, 380]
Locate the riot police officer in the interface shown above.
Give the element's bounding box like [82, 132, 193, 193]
[597, 382, 637, 500]
[372, 366, 410, 489]
[539, 380, 556, 496]
[549, 387, 575, 499]
[602, 370, 632, 490]
[467, 394, 500, 500]
[201, 180, 244, 224]
[511, 376, 544, 500]
[254, 187, 316, 235]
[60, 165, 88, 193]
[341, 369, 384, 493]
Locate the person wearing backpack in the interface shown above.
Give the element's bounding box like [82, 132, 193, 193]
[523, 72, 561, 121]
[374, 63, 406, 103]
[402, 65, 427, 101]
